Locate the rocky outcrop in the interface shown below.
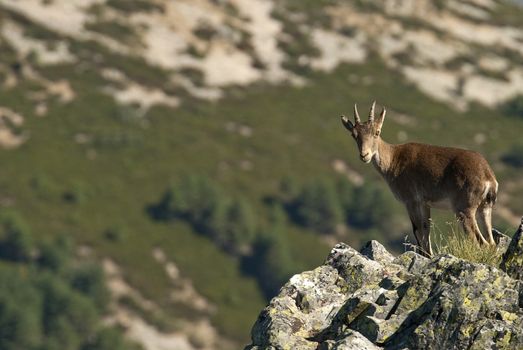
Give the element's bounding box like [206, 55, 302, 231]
[245, 229, 523, 350]
[501, 218, 523, 281]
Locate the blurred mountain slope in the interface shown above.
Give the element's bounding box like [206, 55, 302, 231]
[0, 0, 523, 348]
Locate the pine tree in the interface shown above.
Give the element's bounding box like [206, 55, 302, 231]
[293, 179, 343, 233]
[0, 211, 33, 262]
[249, 205, 294, 298]
[222, 198, 257, 254]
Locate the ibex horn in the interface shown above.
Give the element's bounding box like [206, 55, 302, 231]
[380, 107, 386, 119]
[353, 104, 361, 124]
[369, 101, 376, 122]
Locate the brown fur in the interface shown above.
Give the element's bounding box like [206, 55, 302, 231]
[341, 103, 498, 257]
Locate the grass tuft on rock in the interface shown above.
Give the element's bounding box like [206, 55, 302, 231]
[432, 221, 503, 268]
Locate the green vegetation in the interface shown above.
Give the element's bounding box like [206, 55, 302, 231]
[281, 178, 403, 235]
[118, 295, 178, 333]
[501, 144, 523, 168]
[277, 0, 335, 27]
[243, 205, 296, 297]
[147, 174, 405, 297]
[292, 178, 344, 233]
[65, 40, 171, 88]
[0, 211, 33, 262]
[2, 8, 62, 43]
[0, 211, 140, 350]
[106, 0, 164, 14]
[149, 176, 257, 255]
[501, 95, 523, 119]
[490, 1, 523, 27]
[272, 4, 321, 75]
[347, 184, 402, 231]
[85, 19, 142, 47]
[82, 328, 140, 350]
[149, 177, 303, 298]
[432, 221, 503, 267]
[193, 22, 218, 42]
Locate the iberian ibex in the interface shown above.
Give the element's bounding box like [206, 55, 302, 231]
[341, 102, 498, 257]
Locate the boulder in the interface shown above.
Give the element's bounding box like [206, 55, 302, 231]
[501, 218, 523, 281]
[360, 240, 395, 265]
[493, 228, 511, 252]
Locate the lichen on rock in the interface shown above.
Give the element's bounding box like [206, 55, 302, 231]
[501, 218, 523, 281]
[245, 223, 523, 350]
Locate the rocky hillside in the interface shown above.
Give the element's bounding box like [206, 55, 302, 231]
[246, 219, 523, 349]
[1, 0, 523, 119]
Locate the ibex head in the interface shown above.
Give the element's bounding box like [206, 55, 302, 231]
[341, 101, 386, 163]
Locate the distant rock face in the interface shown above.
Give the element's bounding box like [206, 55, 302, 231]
[245, 235, 523, 350]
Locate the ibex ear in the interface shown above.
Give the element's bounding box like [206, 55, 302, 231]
[340, 115, 354, 131]
[375, 108, 386, 131]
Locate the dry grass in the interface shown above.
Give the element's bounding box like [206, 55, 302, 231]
[432, 221, 503, 267]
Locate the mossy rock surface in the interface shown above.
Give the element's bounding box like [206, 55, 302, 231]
[501, 219, 523, 281]
[246, 237, 523, 350]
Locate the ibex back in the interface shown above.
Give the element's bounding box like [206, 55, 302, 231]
[341, 102, 498, 257]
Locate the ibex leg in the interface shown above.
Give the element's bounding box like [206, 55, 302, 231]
[458, 209, 489, 245]
[477, 203, 495, 245]
[407, 203, 432, 257]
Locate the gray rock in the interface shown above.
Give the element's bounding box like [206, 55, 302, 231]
[325, 243, 385, 293]
[501, 218, 523, 280]
[246, 239, 523, 350]
[320, 329, 383, 350]
[392, 250, 429, 275]
[249, 265, 348, 350]
[385, 255, 521, 349]
[493, 228, 511, 253]
[360, 240, 395, 265]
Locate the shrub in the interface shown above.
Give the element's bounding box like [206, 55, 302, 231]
[223, 198, 257, 253]
[0, 270, 42, 350]
[103, 225, 127, 242]
[147, 187, 177, 221]
[69, 264, 110, 311]
[345, 184, 398, 231]
[279, 176, 299, 201]
[501, 144, 523, 168]
[30, 173, 57, 199]
[149, 177, 258, 254]
[281, 178, 403, 237]
[38, 274, 99, 348]
[0, 214, 136, 350]
[81, 327, 142, 350]
[290, 178, 343, 233]
[174, 176, 224, 226]
[85, 20, 139, 46]
[243, 205, 295, 298]
[501, 95, 523, 118]
[106, 0, 164, 14]
[63, 181, 90, 204]
[193, 22, 218, 41]
[0, 211, 33, 262]
[37, 237, 71, 273]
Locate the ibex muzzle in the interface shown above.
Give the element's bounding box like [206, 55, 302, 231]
[341, 102, 498, 257]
